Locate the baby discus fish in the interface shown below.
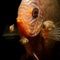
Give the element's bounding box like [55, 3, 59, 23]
[16, 0, 60, 60]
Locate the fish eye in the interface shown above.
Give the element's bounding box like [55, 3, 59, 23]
[32, 8, 39, 19]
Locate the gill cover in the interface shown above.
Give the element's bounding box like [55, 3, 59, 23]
[17, 0, 44, 37]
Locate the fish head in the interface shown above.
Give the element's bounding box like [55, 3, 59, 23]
[17, 0, 44, 37]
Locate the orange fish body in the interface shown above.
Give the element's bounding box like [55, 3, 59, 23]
[17, 0, 58, 37]
[16, 0, 59, 60]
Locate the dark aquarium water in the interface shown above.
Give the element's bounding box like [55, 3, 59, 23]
[0, 0, 60, 60]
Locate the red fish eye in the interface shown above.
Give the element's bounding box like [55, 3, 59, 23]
[32, 8, 39, 19]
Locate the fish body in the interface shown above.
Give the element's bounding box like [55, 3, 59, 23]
[16, 0, 60, 60]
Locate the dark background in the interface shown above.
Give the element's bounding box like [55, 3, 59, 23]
[0, 0, 26, 60]
[0, 0, 60, 60]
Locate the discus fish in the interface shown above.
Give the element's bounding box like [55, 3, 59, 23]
[16, 0, 60, 60]
[16, 0, 60, 38]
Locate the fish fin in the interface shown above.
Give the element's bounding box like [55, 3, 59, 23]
[48, 26, 60, 41]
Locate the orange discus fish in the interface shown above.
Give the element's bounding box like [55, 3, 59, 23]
[16, 0, 60, 60]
